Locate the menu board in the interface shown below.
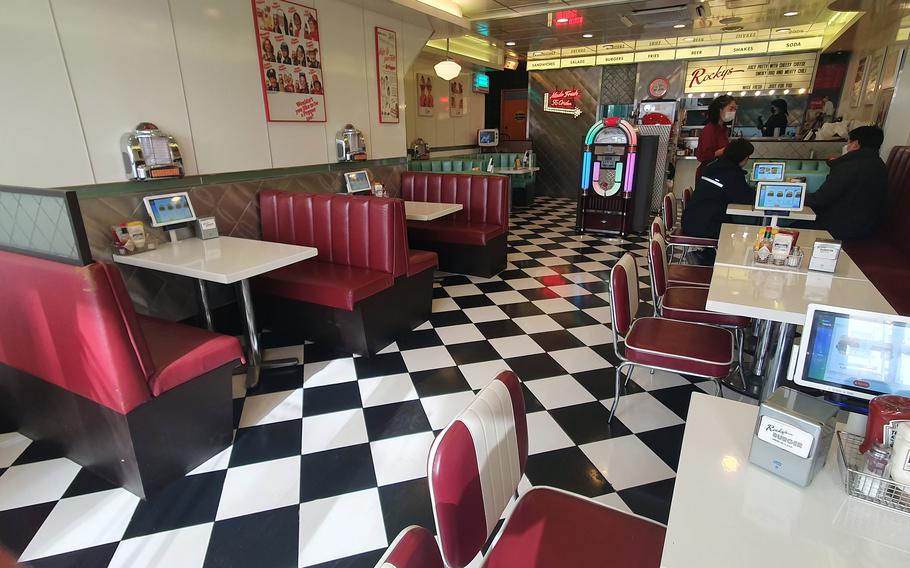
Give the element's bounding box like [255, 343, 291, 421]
[253, 0, 326, 122]
[375, 27, 399, 123]
[685, 53, 817, 94]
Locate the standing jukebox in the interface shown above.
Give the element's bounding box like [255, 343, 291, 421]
[576, 117, 657, 236]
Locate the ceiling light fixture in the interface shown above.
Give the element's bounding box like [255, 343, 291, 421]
[681, 37, 693, 42]
[740, 90, 746, 96]
[582, 33, 593, 38]
[556, 17, 569, 23]
[783, 10, 799, 16]
[673, 23, 686, 29]
[776, 28, 790, 33]
[434, 39, 462, 81]
[798, 88, 806, 94]
[506, 41, 516, 46]
[722, 25, 743, 32]
[769, 89, 776, 95]
[783, 89, 790, 94]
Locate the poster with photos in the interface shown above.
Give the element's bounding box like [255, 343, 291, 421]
[253, 0, 325, 122]
[863, 48, 886, 106]
[449, 79, 465, 117]
[375, 27, 399, 123]
[417, 73, 435, 117]
[849, 56, 868, 108]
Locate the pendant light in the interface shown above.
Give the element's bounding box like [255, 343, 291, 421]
[434, 38, 462, 80]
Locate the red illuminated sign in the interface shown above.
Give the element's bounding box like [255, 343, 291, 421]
[553, 10, 583, 27]
[544, 89, 582, 118]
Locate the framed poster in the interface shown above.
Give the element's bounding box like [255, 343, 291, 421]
[375, 27, 399, 123]
[880, 47, 904, 91]
[252, 0, 326, 122]
[449, 79, 465, 117]
[863, 48, 886, 106]
[849, 56, 868, 108]
[417, 73, 435, 117]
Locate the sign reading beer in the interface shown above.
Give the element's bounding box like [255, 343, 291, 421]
[684, 52, 818, 94]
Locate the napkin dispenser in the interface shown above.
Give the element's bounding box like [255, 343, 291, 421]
[808, 238, 841, 273]
[749, 387, 838, 487]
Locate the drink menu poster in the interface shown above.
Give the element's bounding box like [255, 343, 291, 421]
[375, 27, 399, 123]
[253, 0, 326, 122]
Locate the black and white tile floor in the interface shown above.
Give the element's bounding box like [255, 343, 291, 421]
[0, 197, 750, 567]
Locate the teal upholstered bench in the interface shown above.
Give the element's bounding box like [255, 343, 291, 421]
[745, 159, 830, 194]
[408, 152, 536, 207]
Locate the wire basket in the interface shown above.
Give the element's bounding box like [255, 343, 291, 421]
[837, 431, 910, 516]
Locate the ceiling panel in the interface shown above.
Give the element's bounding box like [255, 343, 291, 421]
[443, 0, 895, 55]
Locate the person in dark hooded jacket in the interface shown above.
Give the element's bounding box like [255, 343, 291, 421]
[805, 125, 887, 240]
[682, 138, 757, 240]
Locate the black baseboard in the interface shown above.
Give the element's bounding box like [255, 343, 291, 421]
[408, 232, 507, 278]
[0, 361, 236, 499]
[256, 268, 435, 356]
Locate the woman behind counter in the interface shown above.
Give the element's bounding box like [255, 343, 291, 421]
[695, 95, 737, 179]
[758, 99, 789, 137]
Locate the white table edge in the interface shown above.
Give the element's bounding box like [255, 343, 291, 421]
[404, 202, 463, 221]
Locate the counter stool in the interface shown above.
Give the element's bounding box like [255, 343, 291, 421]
[661, 192, 718, 263]
[650, 216, 714, 286]
[609, 253, 734, 420]
[649, 234, 749, 388]
[426, 370, 666, 568]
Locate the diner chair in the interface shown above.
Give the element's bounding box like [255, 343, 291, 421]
[661, 192, 718, 263]
[374, 526, 443, 568]
[649, 233, 748, 388]
[609, 253, 734, 418]
[682, 186, 693, 211]
[427, 370, 667, 568]
[650, 216, 714, 287]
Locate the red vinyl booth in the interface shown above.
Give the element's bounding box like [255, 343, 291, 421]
[842, 145, 910, 315]
[400, 172, 509, 277]
[0, 251, 243, 499]
[255, 191, 436, 355]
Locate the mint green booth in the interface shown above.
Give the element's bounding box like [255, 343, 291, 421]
[746, 159, 830, 194]
[408, 152, 536, 206]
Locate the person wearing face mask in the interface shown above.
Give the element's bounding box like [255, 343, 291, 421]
[682, 138, 757, 255]
[758, 98, 789, 137]
[804, 125, 887, 240]
[695, 95, 737, 180]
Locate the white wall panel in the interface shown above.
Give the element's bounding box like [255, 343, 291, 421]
[169, 0, 272, 173]
[267, 121, 329, 166]
[406, 55, 485, 149]
[315, 0, 370, 161]
[51, 0, 196, 183]
[362, 10, 406, 159]
[0, 0, 93, 187]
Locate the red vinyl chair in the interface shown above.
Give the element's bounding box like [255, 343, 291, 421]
[662, 192, 718, 263]
[649, 234, 749, 388]
[374, 526, 443, 568]
[650, 216, 713, 287]
[427, 370, 666, 568]
[609, 253, 734, 416]
[682, 186, 693, 211]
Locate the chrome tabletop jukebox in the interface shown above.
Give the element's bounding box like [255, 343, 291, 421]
[335, 124, 367, 162]
[122, 122, 185, 181]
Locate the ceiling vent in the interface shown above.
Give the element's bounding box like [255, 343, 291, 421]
[620, 2, 701, 28]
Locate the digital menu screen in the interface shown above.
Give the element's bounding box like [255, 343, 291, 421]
[756, 183, 804, 211]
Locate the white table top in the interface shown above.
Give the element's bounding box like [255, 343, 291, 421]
[661, 394, 910, 568]
[491, 166, 540, 174]
[727, 203, 817, 221]
[705, 264, 895, 324]
[113, 236, 318, 284]
[715, 223, 868, 280]
[405, 201, 463, 221]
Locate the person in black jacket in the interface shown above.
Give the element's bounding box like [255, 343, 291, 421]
[682, 138, 757, 241]
[758, 99, 789, 137]
[806, 126, 887, 240]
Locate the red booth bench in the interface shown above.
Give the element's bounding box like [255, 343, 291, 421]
[842, 145, 910, 316]
[0, 251, 243, 499]
[254, 191, 437, 356]
[401, 172, 509, 277]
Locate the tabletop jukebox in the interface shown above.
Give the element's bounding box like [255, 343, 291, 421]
[122, 122, 185, 181]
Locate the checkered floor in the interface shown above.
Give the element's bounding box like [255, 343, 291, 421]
[0, 197, 750, 567]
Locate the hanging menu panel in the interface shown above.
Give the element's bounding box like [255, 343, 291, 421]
[685, 52, 818, 93]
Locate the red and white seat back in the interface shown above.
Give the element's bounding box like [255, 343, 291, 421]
[650, 215, 666, 241]
[374, 526, 443, 568]
[648, 233, 670, 301]
[662, 192, 676, 231]
[427, 371, 528, 568]
[682, 187, 693, 210]
[609, 253, 640, 337]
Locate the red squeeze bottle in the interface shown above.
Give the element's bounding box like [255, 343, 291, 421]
[859, 395, 910, 454]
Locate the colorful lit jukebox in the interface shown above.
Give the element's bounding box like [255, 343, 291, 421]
[576, 117, 657, 236]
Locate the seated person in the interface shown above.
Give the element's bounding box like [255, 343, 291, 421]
[806, 125, 887, 240]
[682, 138, 757, 241]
